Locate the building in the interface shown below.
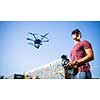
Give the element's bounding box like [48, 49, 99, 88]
[25, 59, 65, 79]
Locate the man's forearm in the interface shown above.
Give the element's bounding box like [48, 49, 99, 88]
[77, 55, 94, 65]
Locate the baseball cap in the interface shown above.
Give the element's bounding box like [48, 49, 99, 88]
[72, 29, 81, 35]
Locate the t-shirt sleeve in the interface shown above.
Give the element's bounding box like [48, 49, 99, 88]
[82, 40, 92, 50]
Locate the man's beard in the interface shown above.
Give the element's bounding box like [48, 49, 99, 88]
[73, 38, 80, 41]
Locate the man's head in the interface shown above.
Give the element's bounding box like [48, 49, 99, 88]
[71, 29, 82, 41]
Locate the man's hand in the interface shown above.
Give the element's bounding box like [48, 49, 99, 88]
[63, 61, 74, 69]
[66, 61, 78, 68]
[67, 61, 75, 67]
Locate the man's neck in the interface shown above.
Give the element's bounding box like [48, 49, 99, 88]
[74, 40, 81, 45]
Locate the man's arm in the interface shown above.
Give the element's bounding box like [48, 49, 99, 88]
[67, 48, 94, 67]
[77, 48, 94, 65]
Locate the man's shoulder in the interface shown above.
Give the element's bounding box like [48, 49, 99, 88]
[81, 40, 91, 44]
[82, 40, 90, 42]
[81, 40, 92, 48]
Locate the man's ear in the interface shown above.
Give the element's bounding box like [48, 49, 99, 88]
[77, 34, 82, 39]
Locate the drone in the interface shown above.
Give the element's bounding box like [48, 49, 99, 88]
[27, 32, 49, 49]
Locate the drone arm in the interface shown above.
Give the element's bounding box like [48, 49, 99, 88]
[32, 34, 37, 40]
[27, 38, 34, 42]
[28, 32, 37, 40]
[40, 33, 49, 41]
[27, 42, 34, 46]
[42, 40, 49, 42]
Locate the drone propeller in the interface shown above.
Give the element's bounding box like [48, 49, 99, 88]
[27, 42, 34, 46]
[28, 32, 37, 35]
[28, 32, 33, 35]
[41, 33, 49, 40]
[28, 32, 37, 39]
[44, 33, 49, 36]
[42, 40, 49, 42]
[40, 35, 49, 39]
[41, 33, 49, 37]
[27, 38, 34, 42]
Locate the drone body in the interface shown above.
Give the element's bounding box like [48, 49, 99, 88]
[27, 32, 49, 49]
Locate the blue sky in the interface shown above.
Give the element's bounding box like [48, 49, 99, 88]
[0, 21, 100, 78]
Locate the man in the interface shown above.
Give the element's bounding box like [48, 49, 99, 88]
[67, 29, 94, 79]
